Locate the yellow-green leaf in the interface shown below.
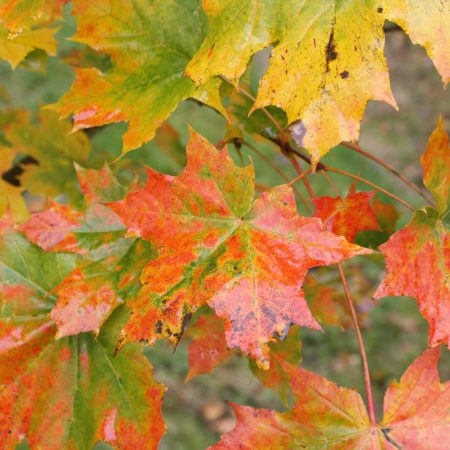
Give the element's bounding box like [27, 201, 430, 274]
[186, 0, 449, 164]
[54, 0, 226, 154]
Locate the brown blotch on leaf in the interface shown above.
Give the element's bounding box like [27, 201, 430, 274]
[1, 155, 39, 187]
[325, 29, 338, 71]
[155, 320, 163, 334]
[340, 71, 349, 79]
[377, 7, 383, 13]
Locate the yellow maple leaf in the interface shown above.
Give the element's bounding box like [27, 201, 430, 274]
[186, 0, 449, 165]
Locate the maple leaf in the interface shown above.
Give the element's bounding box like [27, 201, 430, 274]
[50, 260, 124, 338]
[75, 163, 129, 204]
[20, 164, 154, 338]
[20, 200, 84, 252]
[210, 347, 450, 449]
[374, 208, 449, 348]
[0, 110, 90, 204]
[249, 326, 302, 404]
[185, 314, 232, 382]
[186, 1, 449, 164]
[20, 191, 154, 338]
[109, 130, 369, 367]
[371, 197, 399, 235]
[53, 0, 226, 154]
[375, 118, 450, 348]
[51, 238, 154, 338]
[303, 275, 341, 328]
[21, 201, 129, 259]
[312, 190, 380, 242]
[0, 225, 166, 449]
[0, 0, 67, 35]
[0, 24, 58, 68]
[20, 164, 129, 257]
[420, 115, 449, 215]
[0, 147, 28, 221]
[0, 0, 65, 67]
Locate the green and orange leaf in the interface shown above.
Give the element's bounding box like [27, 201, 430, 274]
[51, 238, 155, 338]
[374, 208, 450, 348]
[0, 0, 67, 35]
[375, 119, 450, 348]
[371, 196, 399, 235]
[210, 347, 450, 449]
[303, 275, 342, 328]
[420, 115, 449, 214]
[249, 326, 302, 404]
[0, 224, 165, 450]
[53, 0, 226, 154]
[76, 163, 127, 204]
[109, 130, 369, 367]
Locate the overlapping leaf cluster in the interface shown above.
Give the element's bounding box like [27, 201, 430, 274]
[0, 1, 449, 449]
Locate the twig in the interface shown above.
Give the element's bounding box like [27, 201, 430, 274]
[338, 263, 377, 425]
[341, 141, 434, 205]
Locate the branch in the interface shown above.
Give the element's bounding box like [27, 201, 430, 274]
[341, 141, 434, 206]
[338, 263, 377, 425]
[269, 138, 416, 211]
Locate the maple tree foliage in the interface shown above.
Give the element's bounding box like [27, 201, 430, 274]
[210, 347, 450, 449]
[109, 130, 369, 367]
[0, 1, 449, 449]
[375, 118, 450, 349]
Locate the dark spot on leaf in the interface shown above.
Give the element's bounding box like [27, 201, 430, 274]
[21, 155, 39, 166]
[2, 165, 23, 187]
[155, 320, 163, 334]
[1, 155, 39, 187]
[377, 7, 383, 13]
[340, 70, 349, 79]
[325, 28, 338, 71]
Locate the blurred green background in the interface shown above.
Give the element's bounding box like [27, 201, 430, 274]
[1, 5, 449, 449]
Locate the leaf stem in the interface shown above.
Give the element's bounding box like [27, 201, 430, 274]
[337, 262, 377, 425]
[319, 170, 340, 196]
[341, 141, 434, 205]
[287, 168, 312, 187]
[288, 154, 315, 199]
[325, 166, 415, 211]
[227, 79, 418, 211]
